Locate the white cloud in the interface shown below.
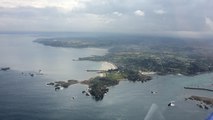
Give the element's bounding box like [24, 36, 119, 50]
[84, 13, 114, 24]
[0, 0, 91, 11]
[113, 11, 123, 16]
[134, 10, 144, 16]
[205, 17, 213, 31]
[154, 9, 166, 15]
[0, 0, 212, 33]
[0, 12, 114, 32]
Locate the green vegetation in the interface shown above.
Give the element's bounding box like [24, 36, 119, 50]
[82, 70, 152, 101]
[37, 35, 213, 76]
[122, 69, 152, 82]
[105, 71, 125, 80]
[37, 35, 213, 100]
[82, 76, 119, 101]
[35, 35, 213, 76]
[80, 52, 213, 76]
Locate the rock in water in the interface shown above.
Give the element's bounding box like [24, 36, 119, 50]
[1, 67, 10, 71]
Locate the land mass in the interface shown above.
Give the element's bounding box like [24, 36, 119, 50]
[47, 69, 151, 101]
[34, 35, 213, 76]
[81, 69, 151, 101]
[186, 96, 213, 109]
[36, 34, 213, 100]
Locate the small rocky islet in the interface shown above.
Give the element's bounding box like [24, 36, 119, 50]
[47, 80, 79, 90]
[1, 67, 10, 71]
[186, 96, 213, 110]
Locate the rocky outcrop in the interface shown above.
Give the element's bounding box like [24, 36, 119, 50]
[81, 77, 119, 101]
[47, 80, 78, 90]
[1, 67, 10, 71]
[186, 96, 213, 109]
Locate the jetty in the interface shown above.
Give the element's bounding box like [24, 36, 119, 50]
[86, 70, 106, 73]
[184, 87, 213, 92]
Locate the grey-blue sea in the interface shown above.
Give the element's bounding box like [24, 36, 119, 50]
[0, 34, 212, 120]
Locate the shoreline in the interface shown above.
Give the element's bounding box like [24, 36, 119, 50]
[139, 70, 156, 75]
[100, 61, 118, 71]
[99, 61, 117, 77]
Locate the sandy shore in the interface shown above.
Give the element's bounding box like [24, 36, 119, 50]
[100, 62, 117, 71]
[139, 70, 156, 75]
[98, 62, 117, 77]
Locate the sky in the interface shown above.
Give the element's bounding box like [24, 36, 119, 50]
[0, 0, 213, 35]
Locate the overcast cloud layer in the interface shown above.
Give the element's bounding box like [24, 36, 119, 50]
[0, 0, 213, 35]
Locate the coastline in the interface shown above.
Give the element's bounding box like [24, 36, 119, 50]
[100, 61, 117, 71]
[99, 61, 117, 77]
[139, 70, 156, 75]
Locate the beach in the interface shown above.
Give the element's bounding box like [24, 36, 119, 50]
[98, 62, 117, 77]
[139, 70, 156, 75]
[100, 62, 117, 71]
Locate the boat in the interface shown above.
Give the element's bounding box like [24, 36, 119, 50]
[168, 101, 175, 107]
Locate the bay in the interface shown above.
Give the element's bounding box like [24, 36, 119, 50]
[0, 34, 107, 80]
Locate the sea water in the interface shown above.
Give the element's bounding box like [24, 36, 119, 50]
[0, 34, 212, 120]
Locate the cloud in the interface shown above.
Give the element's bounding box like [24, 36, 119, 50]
[0, 0, 212, 34]
[113, 11, 123, 16]
[205, 17, 213, 30]
[134, 10, 145, 16]
[0, 0, 91, 12]
[154, 9, 166, 15]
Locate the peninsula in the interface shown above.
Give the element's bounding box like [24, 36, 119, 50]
[35, 35, 213, 100]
